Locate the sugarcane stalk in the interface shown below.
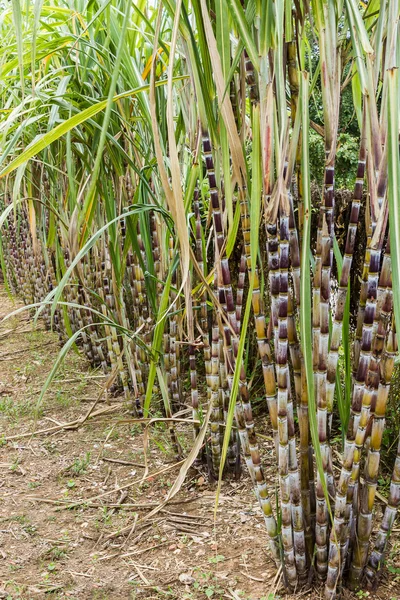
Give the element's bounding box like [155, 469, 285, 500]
[315, 219, 330, 581]
[348, 247, 394, 586]
[325, 131, 374, 599]
[235, 253, 246, 329]
[265, 219, 280, 456]
[326, 127, 367, 432]
[202, 128, 281, 565]
[345, 190, 388, 567]
[218, 328, 238, 474]
[189, 187, 202, 441]
[209, 323, 222, 474]
[365, 388, 400, 586]
[276, 211, 298, 585]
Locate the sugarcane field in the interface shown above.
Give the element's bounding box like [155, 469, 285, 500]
[2, 0, 400, 599]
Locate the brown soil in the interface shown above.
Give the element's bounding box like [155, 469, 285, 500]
[0, 287, 399, 600]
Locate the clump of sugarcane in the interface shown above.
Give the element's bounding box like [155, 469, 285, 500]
[326, 44, 392, 592]
[325, 127, 368, 595]
[365, 401, 400, 586]
[348, 252, 395, 586]
[311, 2, 341, 579]
[200, 125, 281, 563]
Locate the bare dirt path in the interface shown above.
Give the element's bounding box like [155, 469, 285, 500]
[0, 286, 399, 600]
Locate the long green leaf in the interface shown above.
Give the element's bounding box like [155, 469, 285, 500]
[388, 68, 400, 332]
[0, 77, 187, 179]
[300, 71, 331, 513]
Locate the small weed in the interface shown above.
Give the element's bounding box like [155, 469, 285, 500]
[32, 352, 44, 364]
[387, 564, 400, 579]
[68, 452, 91, 476]
[10, 458, 21, 472]
[22, 523, 37, 536]
[99, 506, 113, 525]
[42, 440, 58, 455]
[28, 480, 41, 489]
[104, 425, 120, 440]
[192, 568, 225, 599]
[130, 424, 142, 437]
[47, 546, 68, 561]
[10, 515, 28, 525]
[55, 390, 74, 408]
[208, 555, 225, 564]
[0, 396, 40, 421]
[9, 563, 24, 572]
[47, 515, 57, 522]
[2, 578, 26, 597]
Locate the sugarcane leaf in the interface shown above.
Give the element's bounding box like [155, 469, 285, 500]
[80, 1, 137, 237]
[225, 0, 259, 71]
[0, 77, 187, 179]
[156, 366, 172, 417]
[387, 68, 400, 333]
[333, 236, 351, 436]
[31, 0, 44, 92]
[199, 0, 247, 184]
[300, 72, 332, 515]
[34, 325, 92, 417]
[226, 200, 241, 258]
[351, 65, 363, 130]
[11, 0, 24, 96]
[345, 0, 374, 55]
[143, 268, 173, 418]
[166, 0, 191, 292]
[40, 206, 172, 324]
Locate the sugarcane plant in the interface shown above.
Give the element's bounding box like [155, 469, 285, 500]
[1, 0, 400, 597]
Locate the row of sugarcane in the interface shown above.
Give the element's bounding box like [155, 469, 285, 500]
[1, 0, 400, 597]
[0, 198, 181, 419]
